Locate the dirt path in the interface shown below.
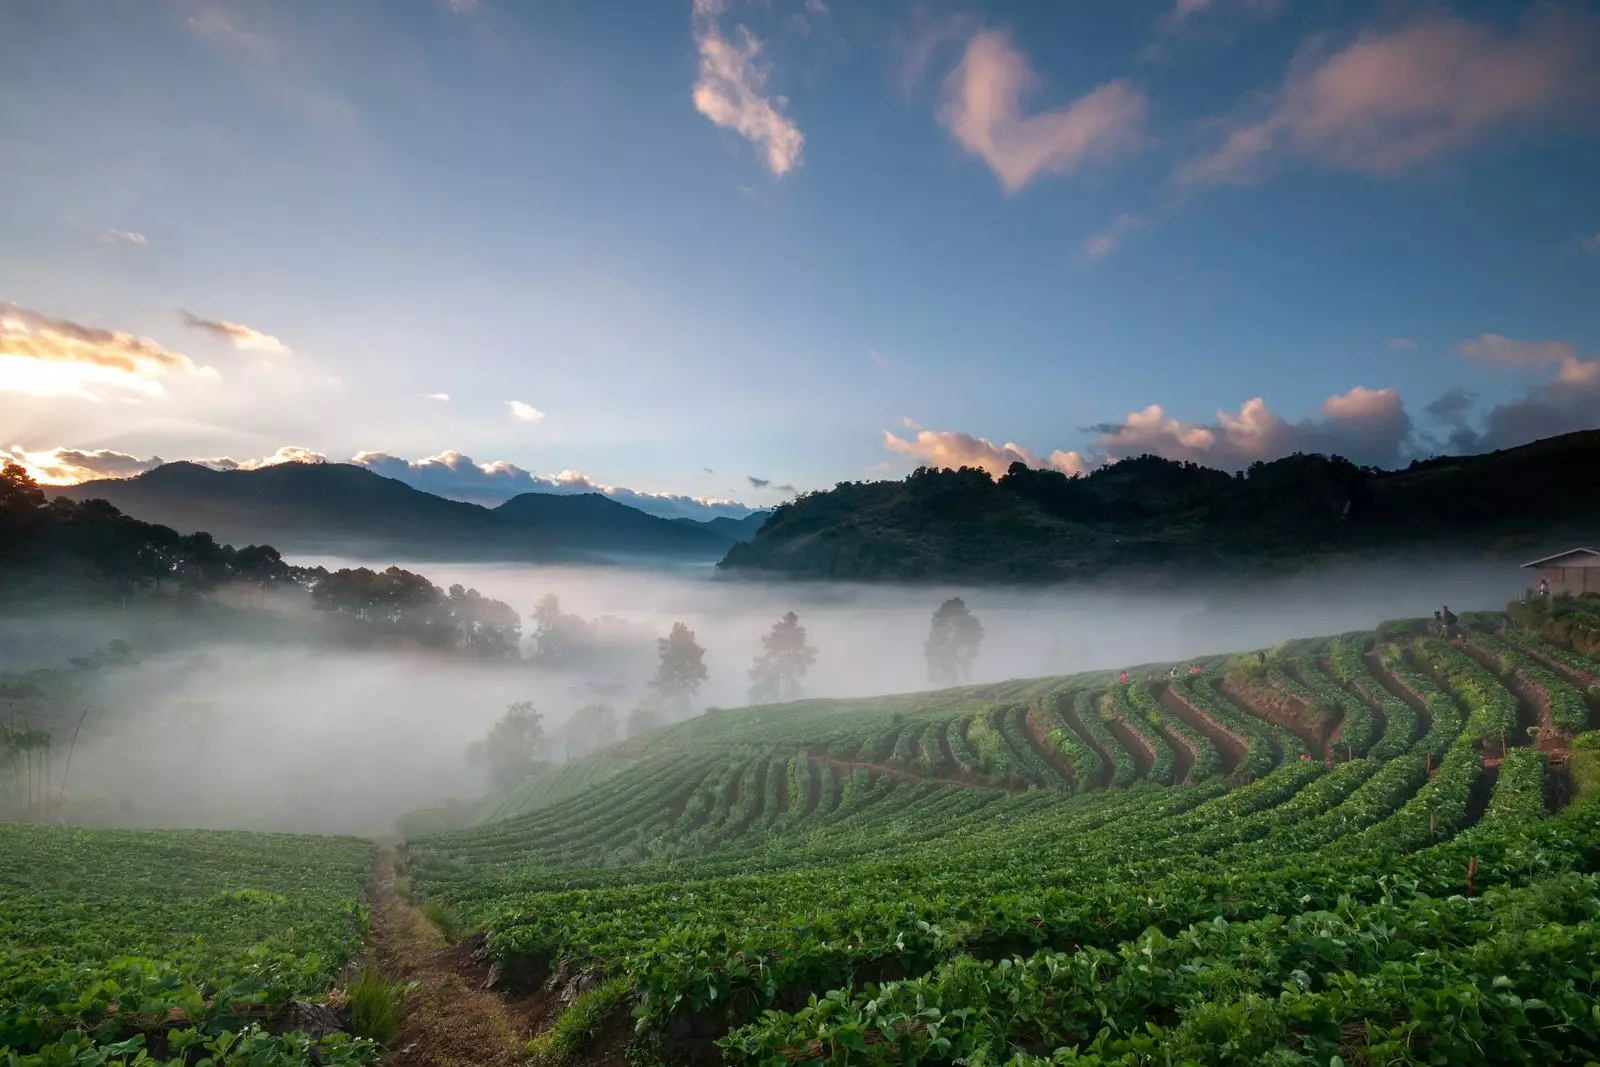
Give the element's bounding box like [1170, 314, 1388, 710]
[1106, 715, 1155, 781]
[368, 851, 539, 1067]
[1057, 698, 1114, 788]
[1454, 638, 1543, 753]
[1021, 702, 1080, 787]
[1512, 641, 1600, 690]
[1363, 648, 1433, 744]
[1157, 684, 1245, 777]
[1219, 680, 1324, 753]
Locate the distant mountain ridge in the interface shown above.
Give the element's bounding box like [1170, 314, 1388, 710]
[50, 461, 758, 562]
[720, 430, 1600, 582]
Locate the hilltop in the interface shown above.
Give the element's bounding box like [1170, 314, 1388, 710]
[49, 461, 750, 562]
[719, 429, 1600, 581]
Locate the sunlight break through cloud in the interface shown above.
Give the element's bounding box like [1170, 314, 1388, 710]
[0, 303, 197, 400]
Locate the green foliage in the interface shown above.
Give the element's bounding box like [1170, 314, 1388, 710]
[650, 622, 708, 717]
[524, 977, 632, 1065]
[422, 898, 465, 942]
[925, 598, 984, 686]
[0, 824, 372, 1066]
[346, 967, 410, 1046]
[465, 701, 546, 791]
[748, 612, 818, 704]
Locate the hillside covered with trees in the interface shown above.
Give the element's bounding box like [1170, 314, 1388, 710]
[720, 430, 1600, 582]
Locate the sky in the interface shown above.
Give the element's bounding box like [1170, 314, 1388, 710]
[2, 0, 1598, 519]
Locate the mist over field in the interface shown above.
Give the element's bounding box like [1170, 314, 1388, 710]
[7, 554, 1527, 835]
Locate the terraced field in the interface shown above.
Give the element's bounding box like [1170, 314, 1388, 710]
[405, 612, 1600, 1066]
[6, 608, 1600, 1066]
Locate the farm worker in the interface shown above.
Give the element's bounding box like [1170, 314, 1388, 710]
[1539, 577, 1551, 598]
[1441, 606, 1458, 634]
[1119, 671, 1129, 684]
[1169, 665, 1179, 678]
[1257, 650, 1267, 665]
[1433, 610, 1443, 634]
[1190, 663, 1202, 675]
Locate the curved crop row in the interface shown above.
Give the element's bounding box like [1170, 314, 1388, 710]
[1127, 682, 1219, 783]
[1328, 633, 1415, 759]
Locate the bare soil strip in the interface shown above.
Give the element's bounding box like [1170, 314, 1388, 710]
[1157, 684, 1245, 777]
[1057, 699, 1114, 788]
[1021, 703, 1079, 786]
[368, 851, 537, 1067]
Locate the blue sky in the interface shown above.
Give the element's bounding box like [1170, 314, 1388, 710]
[2, 0, 1598, 517]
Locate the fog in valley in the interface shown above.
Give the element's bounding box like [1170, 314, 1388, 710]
[4, 554, 1529, 836]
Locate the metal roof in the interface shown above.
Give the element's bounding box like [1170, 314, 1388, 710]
[1521, 547, 1600, 568]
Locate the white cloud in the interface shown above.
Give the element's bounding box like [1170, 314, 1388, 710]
[100, 230, 148, 246]
[423, 392, 451, 401]
[0, 303, 197, 400]
[351, 449, 756, 519]
[1088, 386, 1413, 468]
[202, 445, 328, 471]
[692, 0, 805, 175]
[181, 311, 292, 355]
[883, 421, 1088, 479]
[941, 30, 1147, 194]
[508, 400, 545, 422]
[1082, 213, 1144, 258]
[1181, 8, 1599, 186]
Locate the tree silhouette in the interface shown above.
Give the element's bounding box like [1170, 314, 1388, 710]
[925, 597, 984, 685]
[748, 611, 817, 703]
[465, 701, 545, 791]
[649, 622, 708, 719]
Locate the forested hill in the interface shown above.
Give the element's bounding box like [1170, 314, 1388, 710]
[48, 461, 740, 561]
[719, 429, 1600, 582]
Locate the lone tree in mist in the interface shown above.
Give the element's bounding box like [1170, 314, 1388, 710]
[624, 698, 662, 739]
[748, 611, 817, 704]
[925, 597, 984, 686]
[557, 700, 619, 760]
[465, 700, 545, 790]
[649, 622, 708, 719]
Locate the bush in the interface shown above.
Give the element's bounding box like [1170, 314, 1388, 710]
[1377, 618, 1422, 642]
[347, 967, 410, 1046]
[423, 898, 465, 943]
[525, 977, 632, 1065]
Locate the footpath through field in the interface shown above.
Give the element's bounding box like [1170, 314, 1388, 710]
[367, 850, 536, 1067]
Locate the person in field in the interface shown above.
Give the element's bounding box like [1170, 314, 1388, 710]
[1441, 605, 1458, 637]
[1169, 665, 1179, 679]
[1539, 577, 1551, 598]
[1119, 670, 1129, 684]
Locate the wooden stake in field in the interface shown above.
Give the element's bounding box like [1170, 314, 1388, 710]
[1467, 856, 1477, 898]
[1429, 810, 1436, 843]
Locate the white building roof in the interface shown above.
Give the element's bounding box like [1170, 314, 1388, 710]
[1522, 547, 1600, 569]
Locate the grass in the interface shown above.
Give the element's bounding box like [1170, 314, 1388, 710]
[524, 977, 632, 1065]
[346, 966, 410, 1046]
[422, 897, 465, 943]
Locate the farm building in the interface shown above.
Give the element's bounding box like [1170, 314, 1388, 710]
[1523, 547, 1600, 596]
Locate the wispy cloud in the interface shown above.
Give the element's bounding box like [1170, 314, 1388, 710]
[0, 303, 197, 400]
[203, 445, 328, 471]
[1386, 337, 1418, 351]
[1180, 8, 1599, 186]
[747, 475, 771, 489]
[891, 10, 979, 95]
[99, 230, 148, 246]
[181, 311, 291, 355]
[1458, 333, 1596, 385]
[941, 30, 1146, 194]
[691, 0, 805, 175]
[508, 400, 545, 422]
[444, 0, 479, 14]
[1082, 213, 1143, 258]
[423, 392, 451, 401]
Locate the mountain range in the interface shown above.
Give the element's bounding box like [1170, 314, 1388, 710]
[50, 462, 767, 562]
[720, 429, 1600, 582]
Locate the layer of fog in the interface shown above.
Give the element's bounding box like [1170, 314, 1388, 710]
[12, 555, 1527, 836]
